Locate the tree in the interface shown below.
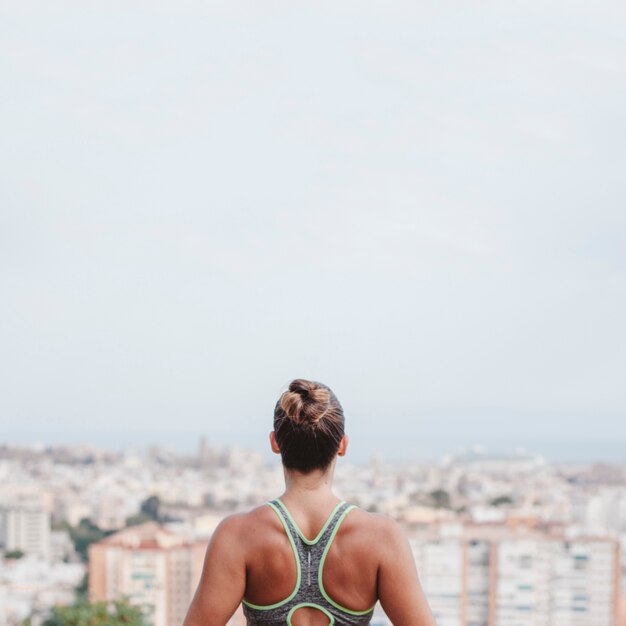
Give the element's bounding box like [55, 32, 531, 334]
[125, 512, 153, 527]
[67, 519, 115, 562]
[429, 488, 451, 509]
[140, 495, 160, 521]
[49, 518, 116, 563]
[490, 495, 514, 507]
[5, 549, 25, 559]
[40, 597, 146, 626]
[74, 573, 89, 602]
[126, 494, 162, 527]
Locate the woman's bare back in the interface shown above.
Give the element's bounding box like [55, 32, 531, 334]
[242, 501, 379, 612]
[183, 497, 436, 626]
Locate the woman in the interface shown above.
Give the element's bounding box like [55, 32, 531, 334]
[183, 379, 436, 626]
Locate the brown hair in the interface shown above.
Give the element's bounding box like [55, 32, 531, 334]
[273, 378, 345, 473]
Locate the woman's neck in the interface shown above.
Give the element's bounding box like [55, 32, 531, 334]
[280, 463, 339, 508]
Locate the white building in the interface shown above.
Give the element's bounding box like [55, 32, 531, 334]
[408, 522, 620, 626]
[0, 555, 85, 626]
[0, 503, 51, 562]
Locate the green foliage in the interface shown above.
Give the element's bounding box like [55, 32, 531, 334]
[67, 519, 116, 562]
[5, 549, 25, 559]
[139, 496, 160, 521]
[490, 495, 514, 507]
[41, 597, 146, 626]
[125, 513, 153, 527]
[125, 495, 165, 526]
[429, 488, 451, 509]
[74, 573, 89, 602]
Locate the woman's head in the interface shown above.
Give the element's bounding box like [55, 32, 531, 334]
[272, 378, 346, 473]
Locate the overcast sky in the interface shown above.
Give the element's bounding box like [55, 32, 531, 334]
[1, 1, 625, 463]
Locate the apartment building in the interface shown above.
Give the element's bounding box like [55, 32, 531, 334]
[410, 522, 620, 626]
[88, 521, 208, 626]
[0, 502, 51, 561]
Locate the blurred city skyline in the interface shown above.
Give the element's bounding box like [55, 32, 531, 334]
[1, 1, 625, 462]
[2, 436, 625, 625]
[3, 431, 625, 466]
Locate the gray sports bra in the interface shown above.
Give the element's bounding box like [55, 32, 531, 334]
[242, 498, 376, 626]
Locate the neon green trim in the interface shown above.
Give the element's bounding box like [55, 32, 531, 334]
[241, 501, 301, 610]
[318, 505, 376, 615]
[274, 498, 346, 545]
[287, 603, 335, 626]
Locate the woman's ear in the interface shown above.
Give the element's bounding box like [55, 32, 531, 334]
[269, 431, 281, 454]
[337, 433, 349, 456]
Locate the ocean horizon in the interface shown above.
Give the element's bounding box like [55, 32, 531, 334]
[2, 426, 624, 465]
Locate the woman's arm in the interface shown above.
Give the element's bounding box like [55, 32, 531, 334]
[183, 514, 246, 626]
[376, 518, 437, 626]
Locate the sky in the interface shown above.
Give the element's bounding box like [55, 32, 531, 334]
[1, 1, 625, 464]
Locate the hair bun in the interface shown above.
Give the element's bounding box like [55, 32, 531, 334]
[280, 379, 331, 425]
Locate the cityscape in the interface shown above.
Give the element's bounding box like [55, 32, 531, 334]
[1, 437, 624, 626]
[3, 1, 624, 625]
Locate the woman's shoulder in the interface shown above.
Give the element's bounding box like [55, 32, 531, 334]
[212, 501, 405, 543]
[343, 505, 406, 538]
[210, 502, 284, 538]
[338, 508, 414, 575]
